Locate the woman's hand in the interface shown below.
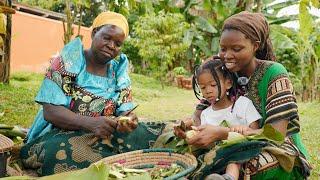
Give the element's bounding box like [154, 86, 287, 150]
[116, 112, 138, 133]
[187, 125, 229, 148]
[88, 116, 118, 138]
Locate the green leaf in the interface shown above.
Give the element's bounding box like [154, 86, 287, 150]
[125, 173, 152, 180]
[186, 47, 193, 60]
[202, 0, 212, 11]
[219, 120, 230, 128]
[268, 15, 297, 25]
[39, 162, 110, 180]
[299, 0, 314, 39]
[219, 132, 247, 148]
[219, 124, 285, 148]
[72, 0, 90, 8]
[270, 30, 296, 50]
[263, 0, 275, 5]
[0, 123, 13, 129]
[210, 37, 220, 54]
[247, 124, 284, 145]
[194, 16, 217, 33]
[183, 0, 198, 14]
[128, 0, 137, 10]
[183, 29, 194, 46]
[267, 1, 298, 14]
[193, 39, 213, 56]
[0, 176, 36, 180]
[311, 0, 320, 8]
[0, 126, 26, 138]
[315, 43, 320, 58]
[176, 139, 187, 146]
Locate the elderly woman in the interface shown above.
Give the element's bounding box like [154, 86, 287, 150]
[176, 12, 311, 179]
[20, 12, 165, 176]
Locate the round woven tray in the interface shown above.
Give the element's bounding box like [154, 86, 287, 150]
[0, 134, 13, 153]
[98, 148, 198, 180]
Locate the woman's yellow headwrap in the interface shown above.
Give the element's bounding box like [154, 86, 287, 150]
[92, 11, 129, 38]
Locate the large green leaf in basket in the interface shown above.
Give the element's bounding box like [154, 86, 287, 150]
[0, 177, 36, 180]
[2, 163, 152, 180]
[123, 173, 152, 180]
[39, 162, 109, 180]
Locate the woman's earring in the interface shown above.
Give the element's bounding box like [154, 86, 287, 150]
[226, 91, 229, 96]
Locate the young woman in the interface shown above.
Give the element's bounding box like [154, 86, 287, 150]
[186, 11, 310, 179]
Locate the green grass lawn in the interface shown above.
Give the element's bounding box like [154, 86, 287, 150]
[0, 72, 319, 178]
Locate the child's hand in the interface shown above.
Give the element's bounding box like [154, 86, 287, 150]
[173, 125, 186, 139]
[173, 118, 194, 139]
[230, 125, 251, 135]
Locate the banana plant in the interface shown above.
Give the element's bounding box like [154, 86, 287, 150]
[296, 0, 319, 101]
[175, 0, 244, 68]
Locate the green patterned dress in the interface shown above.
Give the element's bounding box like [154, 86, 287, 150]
[191, 60, 310, 179]
[20, 38, 167, 176]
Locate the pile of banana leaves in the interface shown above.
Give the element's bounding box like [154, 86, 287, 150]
[0, 124, 27, 144]
[2, 162, 184, 180]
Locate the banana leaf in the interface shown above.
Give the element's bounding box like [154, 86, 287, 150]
[39, 162, 110, 180]
[0, 124, 13, 129]
[0, 126, 26, 138]
[0, 176, 36, 180]
[246, 124, 284, 145]
[219, 124, 284, 148]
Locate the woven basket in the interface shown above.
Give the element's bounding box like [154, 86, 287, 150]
[98, 148, 198, 180]
[0, 134, 14, 177]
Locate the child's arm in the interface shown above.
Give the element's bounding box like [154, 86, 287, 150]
[230, 120, 259, 135]
[249, 120, 259, 129]
[230, 97, 262, 135]
[192, 109, 202, 126]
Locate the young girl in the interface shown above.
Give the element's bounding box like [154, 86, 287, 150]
[187, 59, 261, 180]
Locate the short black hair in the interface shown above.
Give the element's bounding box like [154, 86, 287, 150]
[192, 58, 236, 101]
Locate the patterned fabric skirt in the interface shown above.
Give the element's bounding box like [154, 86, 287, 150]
[20, 122, 166, 176]
[190, 138, 310, 180]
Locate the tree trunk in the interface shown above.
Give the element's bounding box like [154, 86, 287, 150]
[0, 0, 12, 84]
[256, 0, 263, 12]
[245, 0, 254, 12]
[76, 5, 83, 40]
[63, 0, 73, 45]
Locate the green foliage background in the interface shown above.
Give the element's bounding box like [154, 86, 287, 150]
[15, 0, 320, 98]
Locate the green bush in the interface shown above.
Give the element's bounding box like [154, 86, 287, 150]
[173, 67, 188, 76]
[132, 11, 190, 85]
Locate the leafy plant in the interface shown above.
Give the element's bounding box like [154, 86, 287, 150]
[132, 11, 189, 88]
[173, 66, 188, 76]
[296, 0, 319, 101]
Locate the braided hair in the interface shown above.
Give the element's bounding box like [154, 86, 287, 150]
[192, 59, 237, 103]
